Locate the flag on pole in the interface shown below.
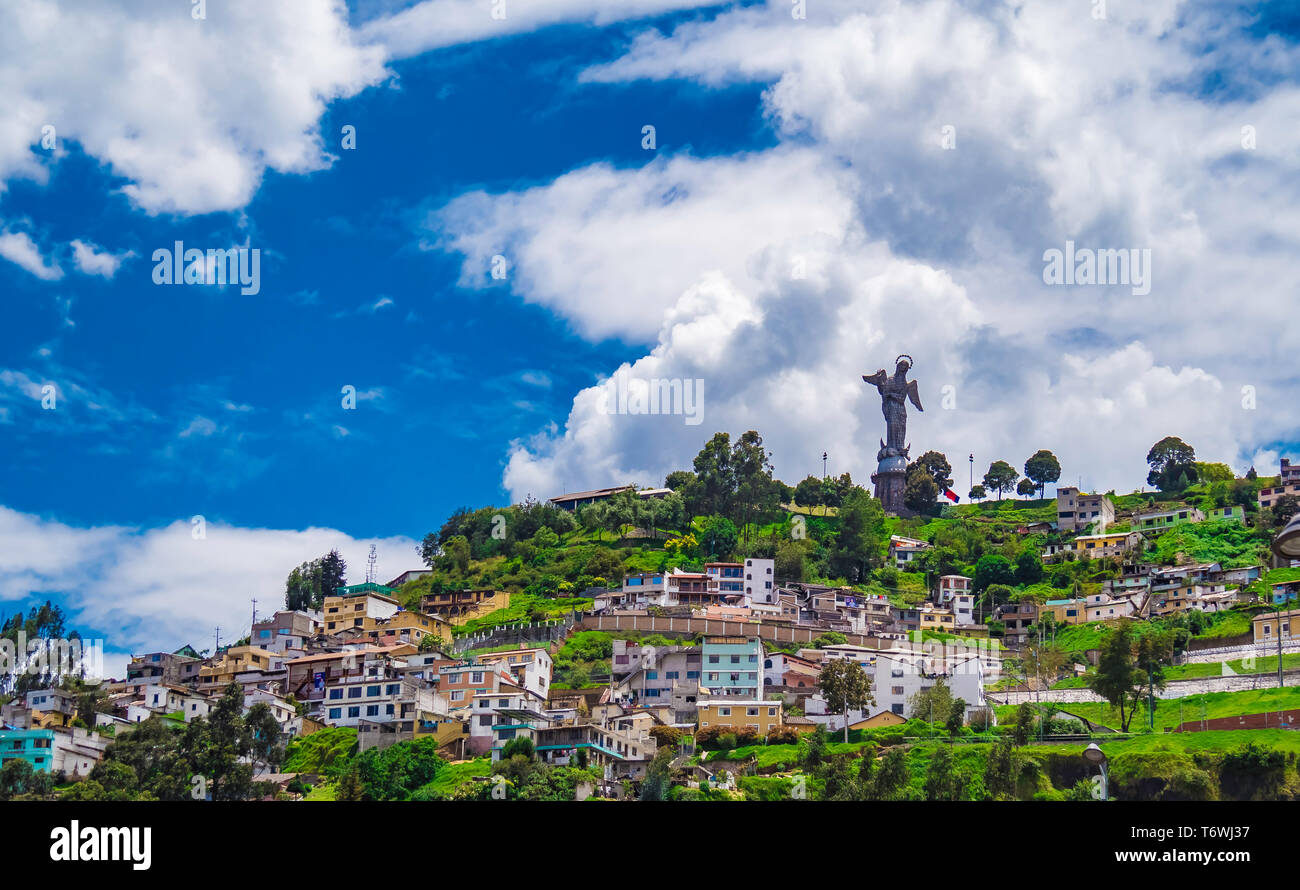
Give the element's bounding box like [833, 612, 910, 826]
[942, 488, 960, 503]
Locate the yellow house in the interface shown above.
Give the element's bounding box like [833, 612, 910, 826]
[362, 609, 452, 645]
[323, 584, 452, 645]
[420, 589, 509, 626]
[198, 646, 277, 689]
[918, 607, 955, 630]
[848, 711, 907, 731]
[1253, 609, 1300, 645]
[1071, 531, 1142, 559]
[697, 700, 783, 735]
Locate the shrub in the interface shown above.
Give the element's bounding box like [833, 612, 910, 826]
[766, 726, 800, 745]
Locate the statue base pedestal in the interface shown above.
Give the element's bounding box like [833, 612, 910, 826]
[872, 454, 912, 517]
[872, 469, 911, 517]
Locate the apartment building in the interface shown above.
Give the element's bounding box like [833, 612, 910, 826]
[1259, 459, 1300, 511]
[742, 557, 777, 604]
[126, 647, 203, 686]
[700, 637, 764, 699]
[322, 584, 401, 634]
[251, 610, 321, 654]
[1056, 487, 1114, 533]
[478, 647, 553, 699]
[437, 660, 517, 710]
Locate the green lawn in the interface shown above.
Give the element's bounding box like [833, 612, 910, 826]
[1030, 728, 1300, 756]
[417, 758, 492, 797]
[283, 727, 357, 776]
[998, 685, 1300, 732]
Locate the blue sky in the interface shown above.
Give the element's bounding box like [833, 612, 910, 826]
[1, 0, 1297, 671]
[0, 7, 767, 537]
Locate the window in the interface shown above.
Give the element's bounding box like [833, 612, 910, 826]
[366, 685, 380, 696]
[347, 707, 360, 718]
[366, 705, 379, 716]
[718, 707, 731, 716]
[747, 707, 759, 717]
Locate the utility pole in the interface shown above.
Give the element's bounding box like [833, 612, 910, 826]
[822, 452, 828, 480]
[251, 598, 258, 629]
[969, 453, 974, 497]
[214, 626, 221, 653]
[1277, 600, 1285, 688]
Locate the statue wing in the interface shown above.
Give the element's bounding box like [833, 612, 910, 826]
[862, 369, 888, 388]
[906, 379, 923, 412]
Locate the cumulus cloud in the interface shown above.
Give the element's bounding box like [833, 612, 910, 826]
[69, 239, 132, 278]
[428, 149, 856, 341]
[0, 230, 62, 280]
[428, 0, 1300, 500]
[0, 505, 418, 676]
[0, 0, 388, 215]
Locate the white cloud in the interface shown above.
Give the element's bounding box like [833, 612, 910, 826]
[426, 0, 1300, 500]
[0, 230, 62, 280]
[179, 416, 219, 438]
[428, 148, 856, 341]
[360, 0, 724, 59]
[0, 0, 388, 215]
[69, 239, 132, 278]
[0, 505, 417, 675]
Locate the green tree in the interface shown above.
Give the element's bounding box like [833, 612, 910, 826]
[318, 549, 348, 600]
[968, 484, 986, 502]
[904, 468, 940, 515]
[984, 735, 1017, 799]
[0, 759, 35, 801]
[972, 554, 1016, 592]
[1013, 549, 1043, 585]
[871, 746, 910, 800]
[440, 535, 471, 574]
[908, 676, 954, 726]
[907, 450, 954, 492]
[946, 698, 967, 738]
[794, 475, 825, 507]
[982, 460, 1019, 500]
[826, 487, 886, 583]
[924, 745, 963, 801]
[1146, 436, 1197, 491]
[696, 515, 738, 560]
[1013, 703, 1035, 747]
[1270, 494, 1300, 529]
[1194, 461, 1233, 484]
[1087, 620, 1147, 732]
[1016, 478, 1037, 499]
[1023, 450, 1062, 499]
[817, 658, 875, 743]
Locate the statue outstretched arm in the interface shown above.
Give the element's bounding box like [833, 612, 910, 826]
[906, 379, 923, 411]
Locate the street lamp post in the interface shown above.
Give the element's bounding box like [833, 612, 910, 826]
[1083, 743, 1108, 801]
